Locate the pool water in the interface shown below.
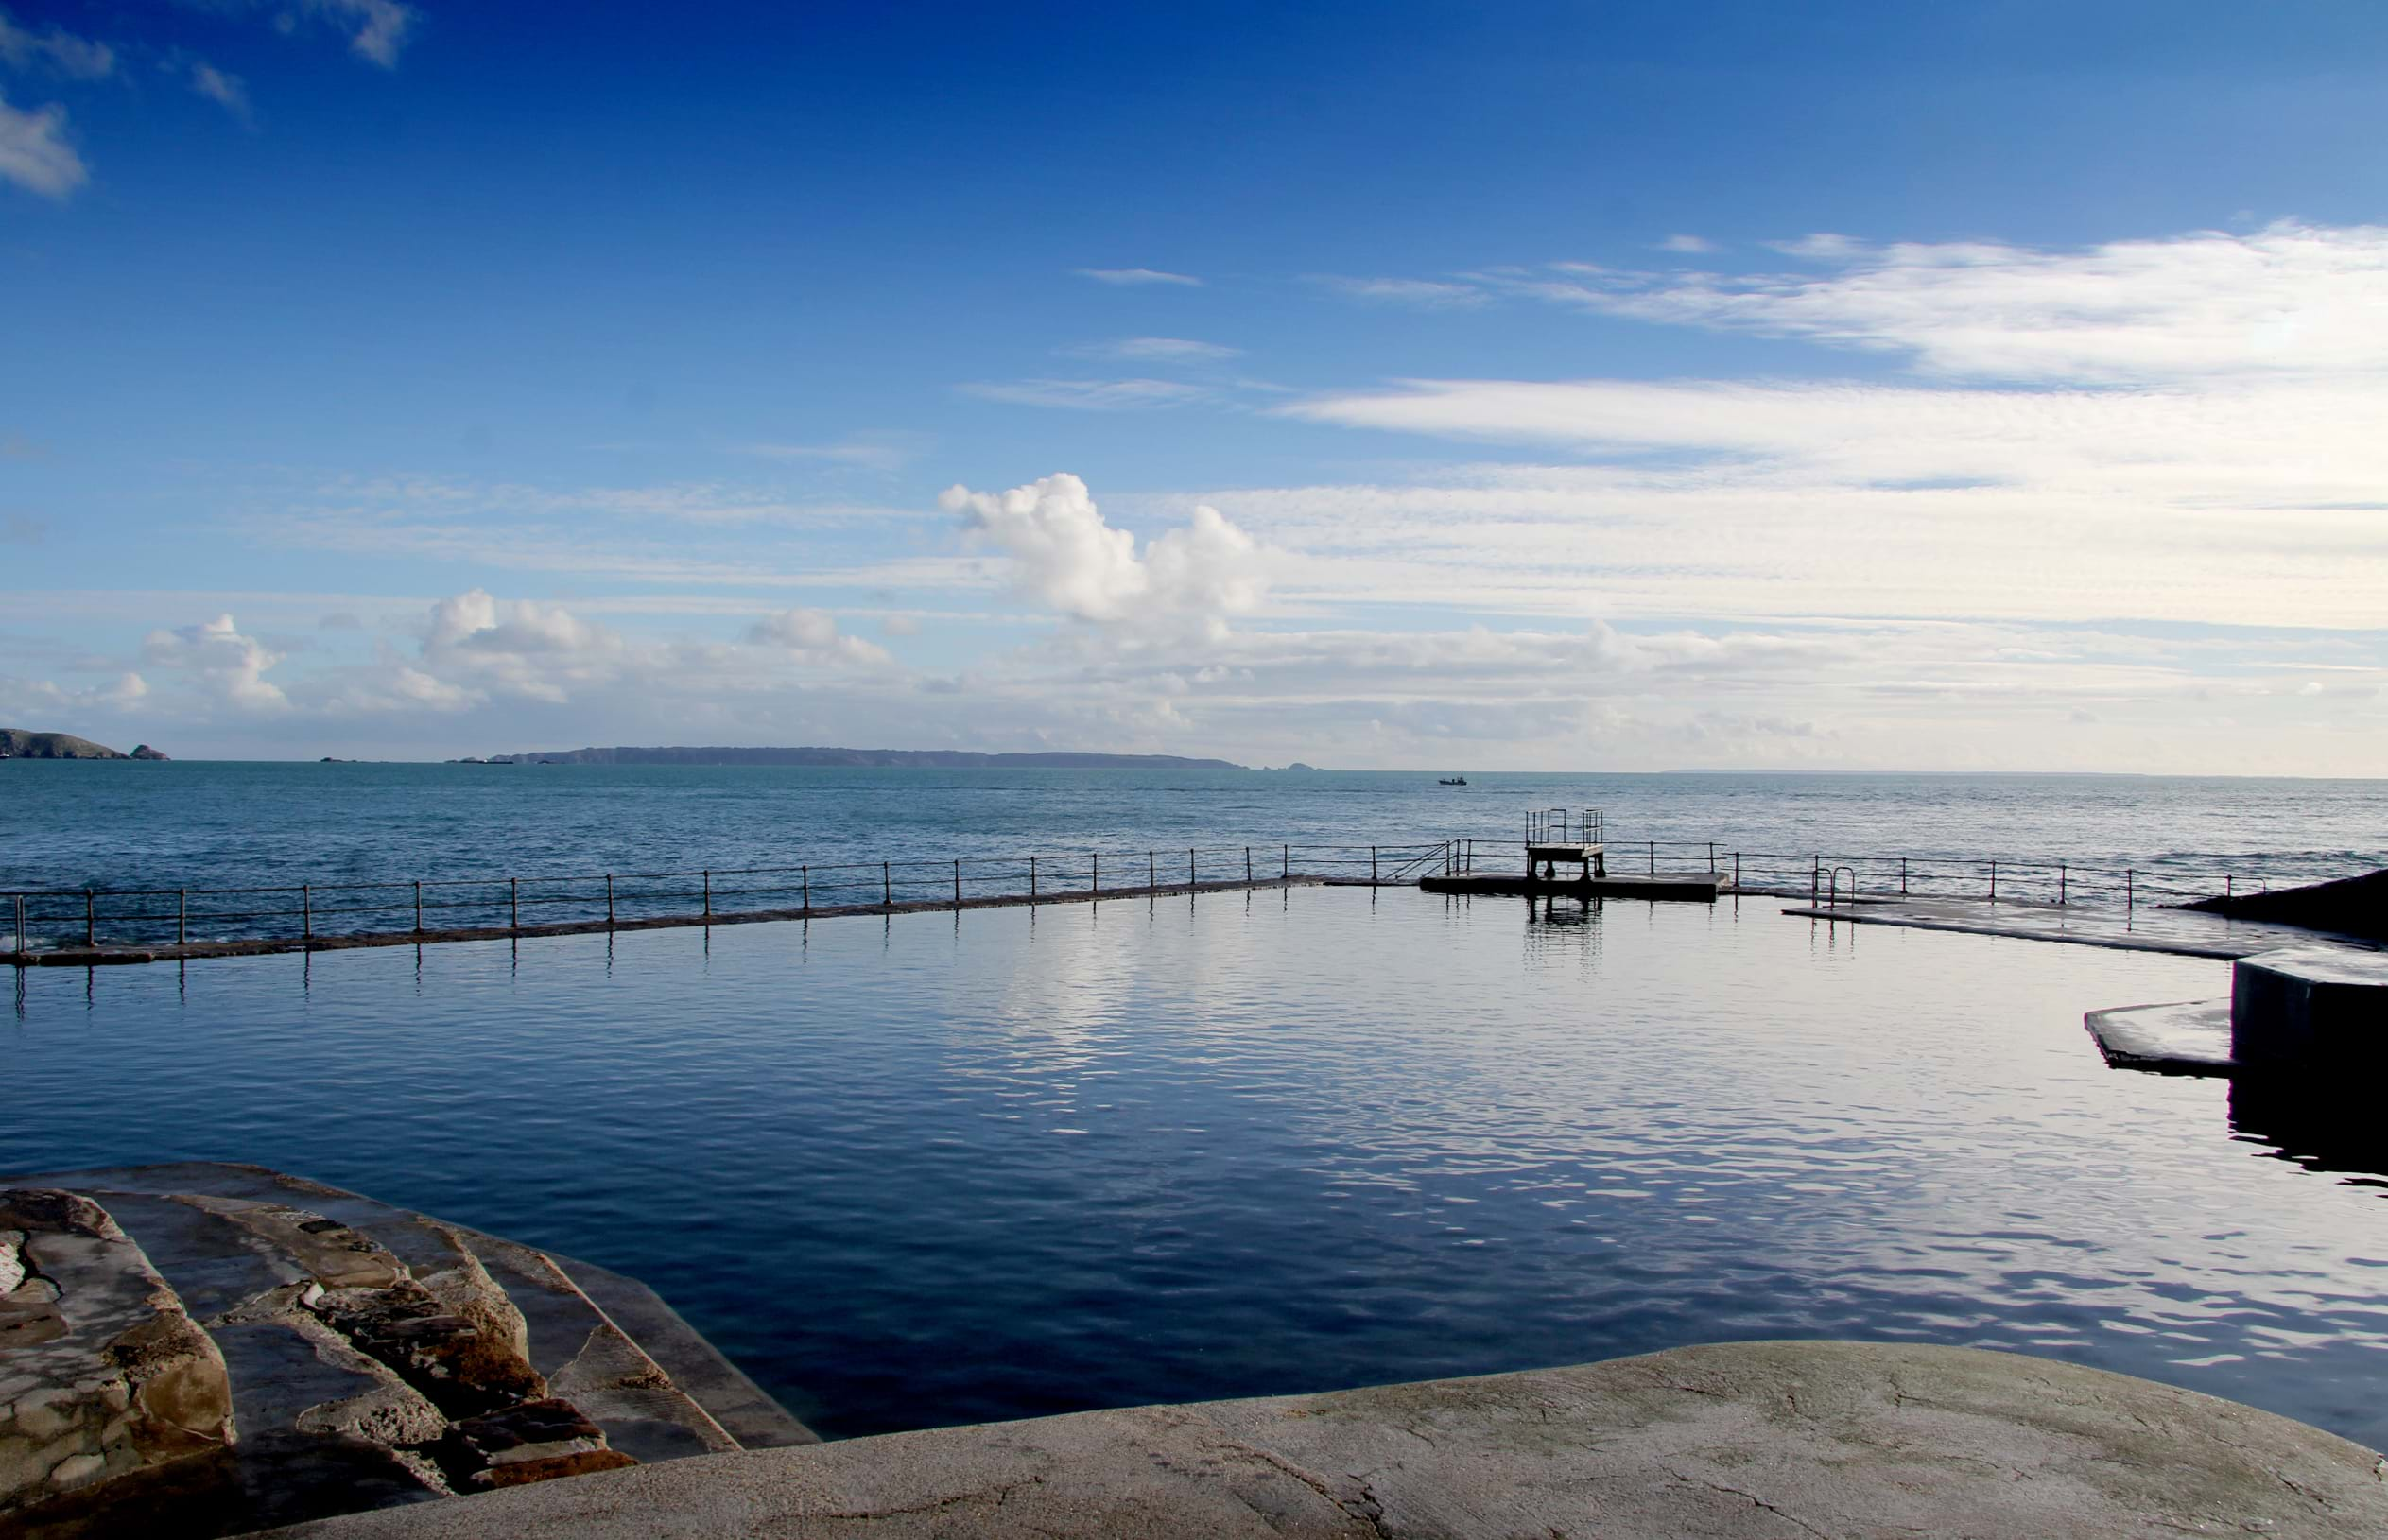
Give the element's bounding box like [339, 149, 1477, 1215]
[7, 888, 2383, 1446]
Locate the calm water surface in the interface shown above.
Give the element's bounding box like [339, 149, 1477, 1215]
[8, 887, 2383, 1446]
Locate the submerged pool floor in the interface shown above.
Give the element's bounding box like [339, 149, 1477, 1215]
[7, 888, 2384, 1448]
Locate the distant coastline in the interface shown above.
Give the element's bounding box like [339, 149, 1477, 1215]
[0, 727, 168, 760]
[474, 745, 1249, 770]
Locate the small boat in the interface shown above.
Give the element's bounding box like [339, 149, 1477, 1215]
[1438, 775, 1467, 786]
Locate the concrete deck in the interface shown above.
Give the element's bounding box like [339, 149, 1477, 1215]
[1779, 893, 2376, 959]
[253, 1340, 2388, 1539]
[2084, 999, 2234, 1074]
[1421, 872, 1728, 902]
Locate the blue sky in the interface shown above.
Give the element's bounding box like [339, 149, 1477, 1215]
[5, 0, 2387, 768]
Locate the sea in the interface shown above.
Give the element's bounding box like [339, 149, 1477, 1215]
[6, 765, 2388, 1449]
[5, 763, 2384, 898]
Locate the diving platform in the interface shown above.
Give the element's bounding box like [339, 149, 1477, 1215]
[1422, 871, 1727, 902]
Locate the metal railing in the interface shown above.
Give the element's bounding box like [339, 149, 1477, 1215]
[3, 841, 1455, 960]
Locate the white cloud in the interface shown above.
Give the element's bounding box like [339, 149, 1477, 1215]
[0, 91, 86, 198]
[739, 436, 920, 472]
[1657, 234, 1716, 254]
[1067, 337, 1242, 363]
[1315, 276, 1487, 308]
[941, 473, 1270, 632]
[303, 0, 417, 68]
[1510, 222, 2388, 384]
[188, 61, 252, 122]
[960, 377, 1212, 410]
[746, 607, 892, 666]
[142, 614, 289, 710]
[1076, 268, 1201, 286]
[0, 14, 115, 79]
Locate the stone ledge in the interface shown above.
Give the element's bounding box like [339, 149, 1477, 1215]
[250, 1340, 2388, 1540]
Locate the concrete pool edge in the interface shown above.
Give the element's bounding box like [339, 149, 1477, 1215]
[248, 1339, 2388, 1539]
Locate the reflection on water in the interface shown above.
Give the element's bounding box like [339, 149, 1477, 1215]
[6, 888, 2385, 1451]
[2231, 1080, 2388, 1188]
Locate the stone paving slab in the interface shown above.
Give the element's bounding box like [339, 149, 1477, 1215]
[253, 1340, 2388, 1540]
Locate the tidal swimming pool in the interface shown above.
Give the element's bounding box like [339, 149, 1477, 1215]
[7, 888, 2383, 1446]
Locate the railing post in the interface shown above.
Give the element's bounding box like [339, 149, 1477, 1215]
[2225, 873, 2233, 900]
[1371, 845, 1378, 884]
[1809, 858, 1818, 907]
[303, 884, 312, 942]
[1899, 857, 1908, 896]
[2059, 862, 2068, 907]
[1707, 841, 1714, 873]
[2127, 869, 2135, 914]
[1188, 848, 1196, 887]
[510, 877, 519, 928]
[178, 888, 186, 945]
[953, 859, 960, 905]
[1030, 856, 1037, 900]
[884, 860, 892, 908]
[1733, 852, 1740, 889]
[803, 865, 811, 913]
[86, 890, 95, 948]
[1092, 853, 1099, 895]
[1282, 844, 1289, 878]
[1989, 861, 1998, 902]
[604, 874, 613, 926]
[15, 894, 25, 960]
[1648, 839, 1654, 875]
[1245, 846, 1252, 883]
[1150, 850, 1156, 888]
[416, 880, 425, 932]
[703, 870, 712, 919]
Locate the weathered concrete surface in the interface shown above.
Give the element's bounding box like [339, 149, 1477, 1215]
[2232, 944, 2388, 1069]
[1421, 872, 1726, 902]
[1780, 893, 2375, 959]
[2084, 998, 2234, 1074]
[257, 1341, 2388, 1540]
[0, 1165, 810, 1538]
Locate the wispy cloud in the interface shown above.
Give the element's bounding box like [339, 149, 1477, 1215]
[188, 60, 252, 123]
[739, 435, 923, 472]
[0, 12, 116, 79]
[301, 0, 418, 69]
[960, 377, 1212, 411]
[1312, 275, 1487, 308]
[1064, 337, 1242, 363]
[1657, 234, 1716, 254]
[1076, 267, 1202, 286]
[0, 90, 85, 198]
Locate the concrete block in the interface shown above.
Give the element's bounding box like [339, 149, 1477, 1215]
[2230, 945, 2388, 1068]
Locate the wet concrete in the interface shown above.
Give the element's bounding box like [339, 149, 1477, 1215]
[1779, 893, 2377, 959]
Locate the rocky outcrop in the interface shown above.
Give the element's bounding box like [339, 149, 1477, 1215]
[0, 731, 132, 760]
[130, 745, 169, 760]
[0, 1164, 810, 1538]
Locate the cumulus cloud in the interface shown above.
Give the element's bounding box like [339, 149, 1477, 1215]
[746, 607, 892, 666]
[1076, 268, 1201, 286]
[0, 13, 115, 79]
[143, 614, 288, 709]
[0, 91, 86, 198]
[941, 473, 1270, 634]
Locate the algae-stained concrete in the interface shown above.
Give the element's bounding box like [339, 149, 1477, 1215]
[257, 1341, 2388, 1540]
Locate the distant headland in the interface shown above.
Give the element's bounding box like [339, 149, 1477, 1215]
[469, 745, 1247, 770]
[0, 727, 168, 760]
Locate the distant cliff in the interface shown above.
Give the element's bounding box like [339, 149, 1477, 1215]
[485, 745, 1245, 770]
[0, 728, 168, 760]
